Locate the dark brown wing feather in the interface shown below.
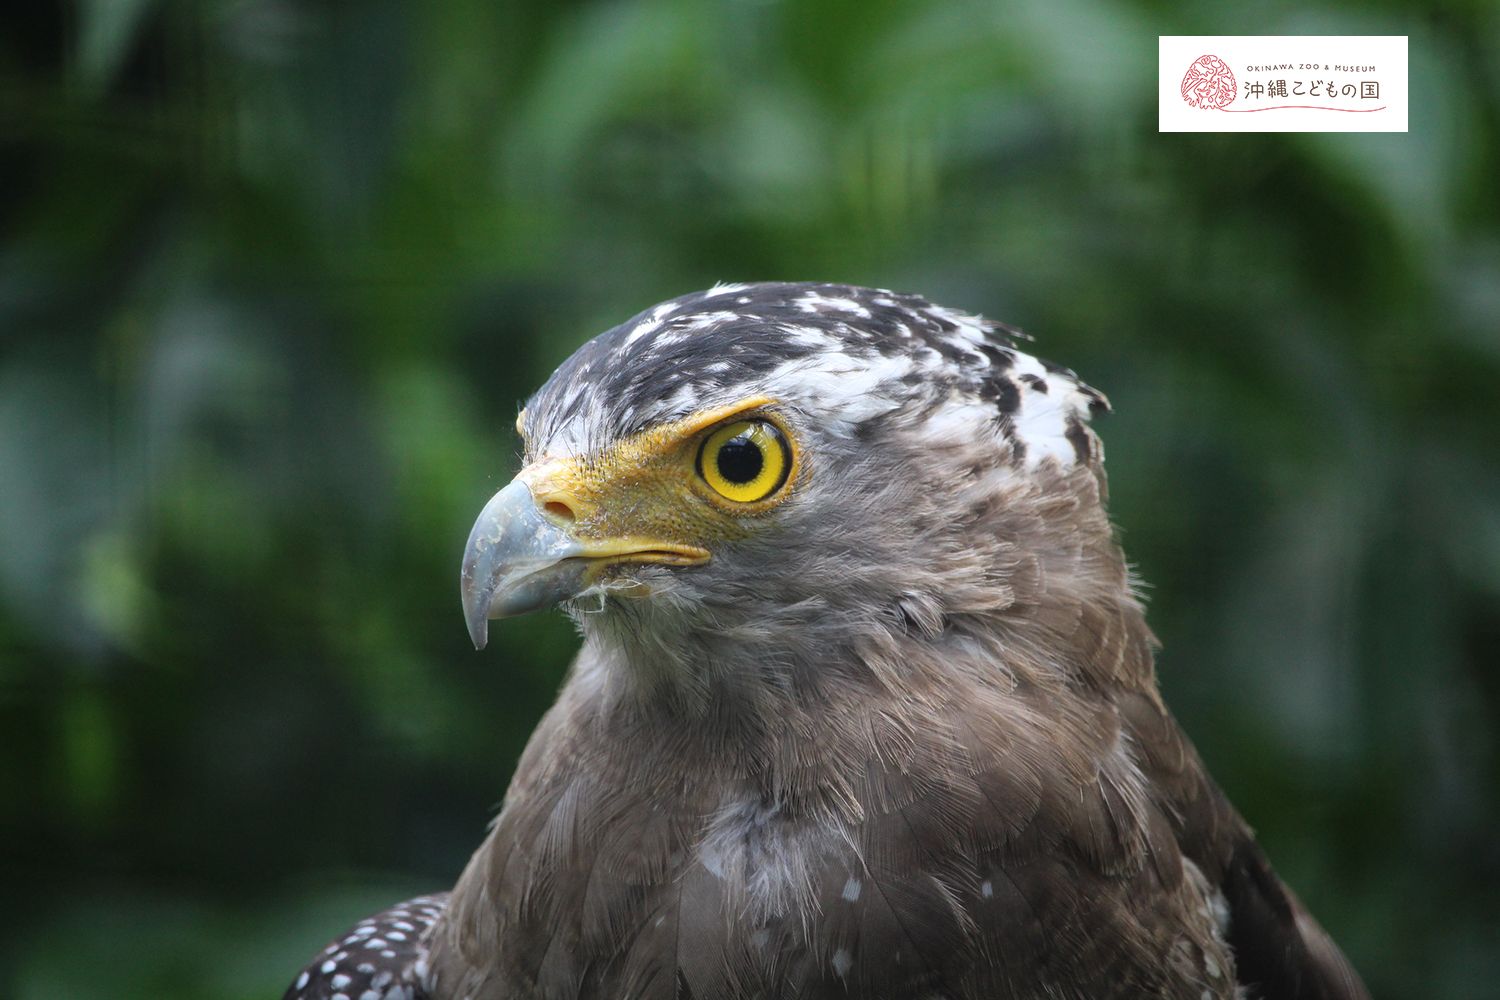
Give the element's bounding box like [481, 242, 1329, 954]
[1220, 840, 1371, 1000]
[1116, 689, 1371, 1000]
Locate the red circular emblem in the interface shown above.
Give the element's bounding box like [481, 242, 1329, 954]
[1180, 54, 1236, 109]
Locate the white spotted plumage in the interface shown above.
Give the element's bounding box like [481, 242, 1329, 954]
[281, 895, 446, 1000]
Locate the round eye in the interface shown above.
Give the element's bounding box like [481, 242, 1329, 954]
[698, 420, 791, 502]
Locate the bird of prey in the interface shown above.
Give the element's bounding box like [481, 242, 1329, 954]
[284, 283, 1368, 1000]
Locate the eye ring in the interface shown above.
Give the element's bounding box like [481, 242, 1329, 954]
[697, 420, 792, 503]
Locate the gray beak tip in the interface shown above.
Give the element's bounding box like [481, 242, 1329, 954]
[462, 532, 500, 650]
[461, 568, 493, 649]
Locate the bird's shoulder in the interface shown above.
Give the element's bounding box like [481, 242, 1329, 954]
[282, 894, 447, 1000]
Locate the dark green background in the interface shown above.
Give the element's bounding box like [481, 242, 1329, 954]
[2, 0, 1497, 996]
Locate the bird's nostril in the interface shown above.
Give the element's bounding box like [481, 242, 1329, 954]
[543, 500, 577, 525]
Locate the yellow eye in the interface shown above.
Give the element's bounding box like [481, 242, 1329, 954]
[697, 420, 791, 502]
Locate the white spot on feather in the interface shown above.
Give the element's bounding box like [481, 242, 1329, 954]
[695, 793, 826, 921]
[832, 949, 853, 977]
[842, 877, 862, 901]
[1005, 350, 1100, 468]
[758, 351, 917, 431]
[622, 316, 662, 347]
[818, 296, 872, 318]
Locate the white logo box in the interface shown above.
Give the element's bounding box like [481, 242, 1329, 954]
[1160, 36, 1407, 132]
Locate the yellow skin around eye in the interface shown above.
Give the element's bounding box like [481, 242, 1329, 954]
[699, 422, 789, 502]
[512, 397, 802, 576]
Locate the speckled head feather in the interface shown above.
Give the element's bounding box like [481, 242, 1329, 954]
[503, 283, 1123, 705]
[523, 282, 1108, 467]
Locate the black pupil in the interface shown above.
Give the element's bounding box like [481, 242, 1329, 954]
[716, 436, 764, 484]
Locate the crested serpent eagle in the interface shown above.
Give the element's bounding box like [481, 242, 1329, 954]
[283, 283, 1369, 1000]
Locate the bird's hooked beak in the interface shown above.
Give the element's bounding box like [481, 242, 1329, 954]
[460, 461, 712, 649]
[460, 479, 589, 649]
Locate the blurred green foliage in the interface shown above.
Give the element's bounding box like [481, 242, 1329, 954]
[2, 0, 1498, 996]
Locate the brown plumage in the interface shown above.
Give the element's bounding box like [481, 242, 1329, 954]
[285, 283, 1369, 1000]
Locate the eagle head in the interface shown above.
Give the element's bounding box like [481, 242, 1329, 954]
[462, 282, 1118, 695]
